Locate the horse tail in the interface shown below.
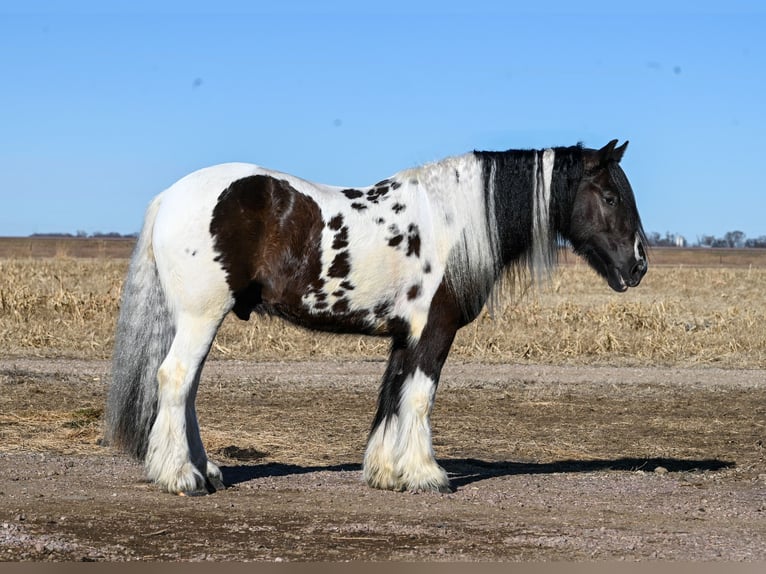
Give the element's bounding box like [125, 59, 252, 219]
[105, 194, 174, 460]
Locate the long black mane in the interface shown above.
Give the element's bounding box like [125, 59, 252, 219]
[476, 145, 585, 262]
[443, 145, 585, 320]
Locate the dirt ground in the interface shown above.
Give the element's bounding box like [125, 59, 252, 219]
[0, 358, 764, 561]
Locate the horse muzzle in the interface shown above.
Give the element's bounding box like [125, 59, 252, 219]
[608, 256, 647, 292]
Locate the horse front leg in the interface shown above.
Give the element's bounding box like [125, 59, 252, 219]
[364, 345, 452, 492]
[364, 342, 406, 491]
[364, 297, 459, 492]
[393, 366, 451, 492]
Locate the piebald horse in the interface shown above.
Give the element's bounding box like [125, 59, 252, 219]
[106, 140, 647, 495]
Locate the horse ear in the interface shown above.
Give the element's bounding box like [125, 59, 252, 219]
[598, 139, 618, 162]
[596, 140, 628, 165]
[584, 140, 628, 171]
[612, 140, 629, 163]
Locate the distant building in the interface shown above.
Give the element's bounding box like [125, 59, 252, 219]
[675, 235, 686, 247]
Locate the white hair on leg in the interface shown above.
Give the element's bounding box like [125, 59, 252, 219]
[185, 383, 224, 487]
[144, 314, 222, 493]
[363, 415, 399, 490]
[145, 354, 201, 493]
[394, 368, 449, 492]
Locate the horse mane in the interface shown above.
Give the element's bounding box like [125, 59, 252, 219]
[442, 145, 585, 320]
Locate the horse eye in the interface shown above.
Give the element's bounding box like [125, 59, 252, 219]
[602, 192, 618, 207]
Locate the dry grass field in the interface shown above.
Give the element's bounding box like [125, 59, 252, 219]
[0, 238, 764, 368]
[1, 237, 765, 561]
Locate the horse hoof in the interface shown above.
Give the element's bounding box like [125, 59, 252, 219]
[206, 475, 227, 493]
[410, 482, 453, 494]
[176, 476, 226, 497]
[178, 488, 209, 497]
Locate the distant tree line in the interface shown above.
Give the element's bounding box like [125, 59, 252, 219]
[29, 231, 138, 238]
[646, 231, 766, 248]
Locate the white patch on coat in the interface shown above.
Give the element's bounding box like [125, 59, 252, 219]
[430, 156, 497, 318]
[151, 164, 255, 322]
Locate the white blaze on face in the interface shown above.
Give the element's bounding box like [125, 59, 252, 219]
[634, 232, 643, 261]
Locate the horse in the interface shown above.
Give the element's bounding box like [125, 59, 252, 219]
[105, 139, 648, 495]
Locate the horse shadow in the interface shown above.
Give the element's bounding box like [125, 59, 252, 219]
[442, 457, 733, 489]
[219, 457, 734, 490]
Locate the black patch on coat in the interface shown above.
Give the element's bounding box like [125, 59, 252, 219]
[340, 280, 355, 291]
[373, 300, 392, 318]
[391, 203, 406, 214]
[388, 235, 404, 248]
[210, 175, 325, 322]
[391, 181, 402, 190]
[208, 174, 387, 335]
[407, 285, 421, 300]
[406, 224, 421, 257]
[311, 277, 326, 291]
[351, 202, 367, 211]
[328, 214, 344, 230]
[386, 223, 403, 249]
[342, 188, 364, 200]
[332, 226, 349, 250]
[332, 298, 350, 313]
[328, 251, 351, 278]
[366, 186, 389, 204]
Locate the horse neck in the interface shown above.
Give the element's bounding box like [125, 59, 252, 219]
[419, 149, 581, 321]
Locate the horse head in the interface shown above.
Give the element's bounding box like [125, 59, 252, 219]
[567, 140, 648, 292]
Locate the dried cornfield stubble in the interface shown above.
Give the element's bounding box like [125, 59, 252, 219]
[0, 255, 764, 368]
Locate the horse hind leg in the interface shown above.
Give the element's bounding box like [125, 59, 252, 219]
[183, 363, 226, 493]
[145, 312, 226, 495]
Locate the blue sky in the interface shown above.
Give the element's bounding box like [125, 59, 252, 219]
[1, 1, 764, 242]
